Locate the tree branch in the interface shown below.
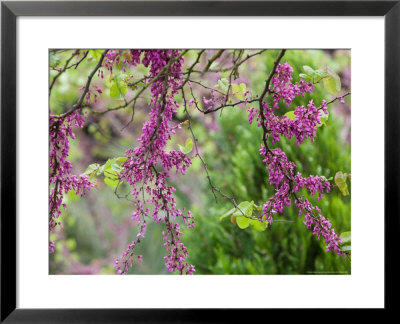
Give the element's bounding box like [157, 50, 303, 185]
[50, 49, 109, 124]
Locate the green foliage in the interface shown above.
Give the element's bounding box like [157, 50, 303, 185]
[220, 201, 267, 232]
[178, 138, 193, 154]
[300, 65, 328, 83]
[335, 171, 350, 196]
[339, 231, 351, 252]
[250, 219, 268, 232]
[233, 201, 254, 217]
[83, 163, 101, 180]
[88, 50, 104, 62]
[299, 64, 341, 95]
[303, 65, 315, 76]
[236, 216, 250, 229]
[215, 78, 229, 92]
[323, 67, 341, 94]
[318, 111, 329, 127]
[84, 157, 127, 189]
[109, 74, 128, 99]
[232, 83, 247, 100]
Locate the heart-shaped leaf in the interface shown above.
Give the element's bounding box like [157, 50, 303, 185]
[236, 216, 250, 229]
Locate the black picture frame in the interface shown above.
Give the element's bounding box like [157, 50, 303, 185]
[1, 0, 399, 321]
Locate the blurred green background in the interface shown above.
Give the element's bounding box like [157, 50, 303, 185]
[49, 49, 351, 275]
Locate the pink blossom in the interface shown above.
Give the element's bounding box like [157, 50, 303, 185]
[112, 50, 195, 275]
[256, 62, 347, 257]
[49, 112, 93, 252]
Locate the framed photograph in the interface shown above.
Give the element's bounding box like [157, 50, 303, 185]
[1, 0, 399, 321]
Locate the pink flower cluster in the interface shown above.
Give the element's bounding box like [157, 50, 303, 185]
[113, 50, 195, 275]
[258, 98, 322, 146]
[163, 222, 195, 275]
[247, 106, 257, 125]
[295, 198, 344, 255]
[261, 147, 296, 187]
[113, 237, 143, 274]
[257, 62, 345, 256]
[293, 173, 331, 201]
[104, 50, 123, 73]
[49, 112, 93, 253]
[270, 62, 314, 109]
[260, 146, 339, 253]
[104, 49, 143, 73]
[248, 63, 322, 145]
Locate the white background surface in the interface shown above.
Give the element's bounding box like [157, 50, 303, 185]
[17, 17, 384, 308]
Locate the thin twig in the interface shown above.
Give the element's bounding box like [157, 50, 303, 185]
[202, 49, 224, 73]
[50, 49, 109, 125]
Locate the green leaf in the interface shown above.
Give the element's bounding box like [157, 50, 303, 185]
[284, 111, 296, 120]
[232, 83, 246, 101]
[299, 73, 313, 82]
[83, 163, 100, 180]
[104, 170, 118, 178]
[236, 216, 250, 229]
[323, 67, 341, 94]
[314, 69, 328, 82]
[323, 77, 340, 94]
[185, 138, 193, 153]
[111, 163, 123, 173]
[115, 157, 128, 164]
[101, 158, 124, 188]
[97, 164, 105, 175]
[101, 159, 112, 172]
[317, 111, 329, 127]
[110, 82, 120, 98]
[104, 176, 119, 189]
[250, 219, 268, 231]
[335, 171, 349, 196]
[178, 138, 193, 154]
[233, 201, 254, 217]
[303, 65, 315, 75]
[219, 207, 237, 221]
[314, 69, 328, 77]
[119, 83, 127, 96]
[84, 163, 100, 175]
[340, 231, 351, 245]
[89, 49, 104, 62]
[341, 245, 351, 252]
[100, 158, 124, 178]
[177, 144, 185, 153]
[232, 84, 240, 98]
[216, 78, 229, 92]
[109, 79, 127, 99]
